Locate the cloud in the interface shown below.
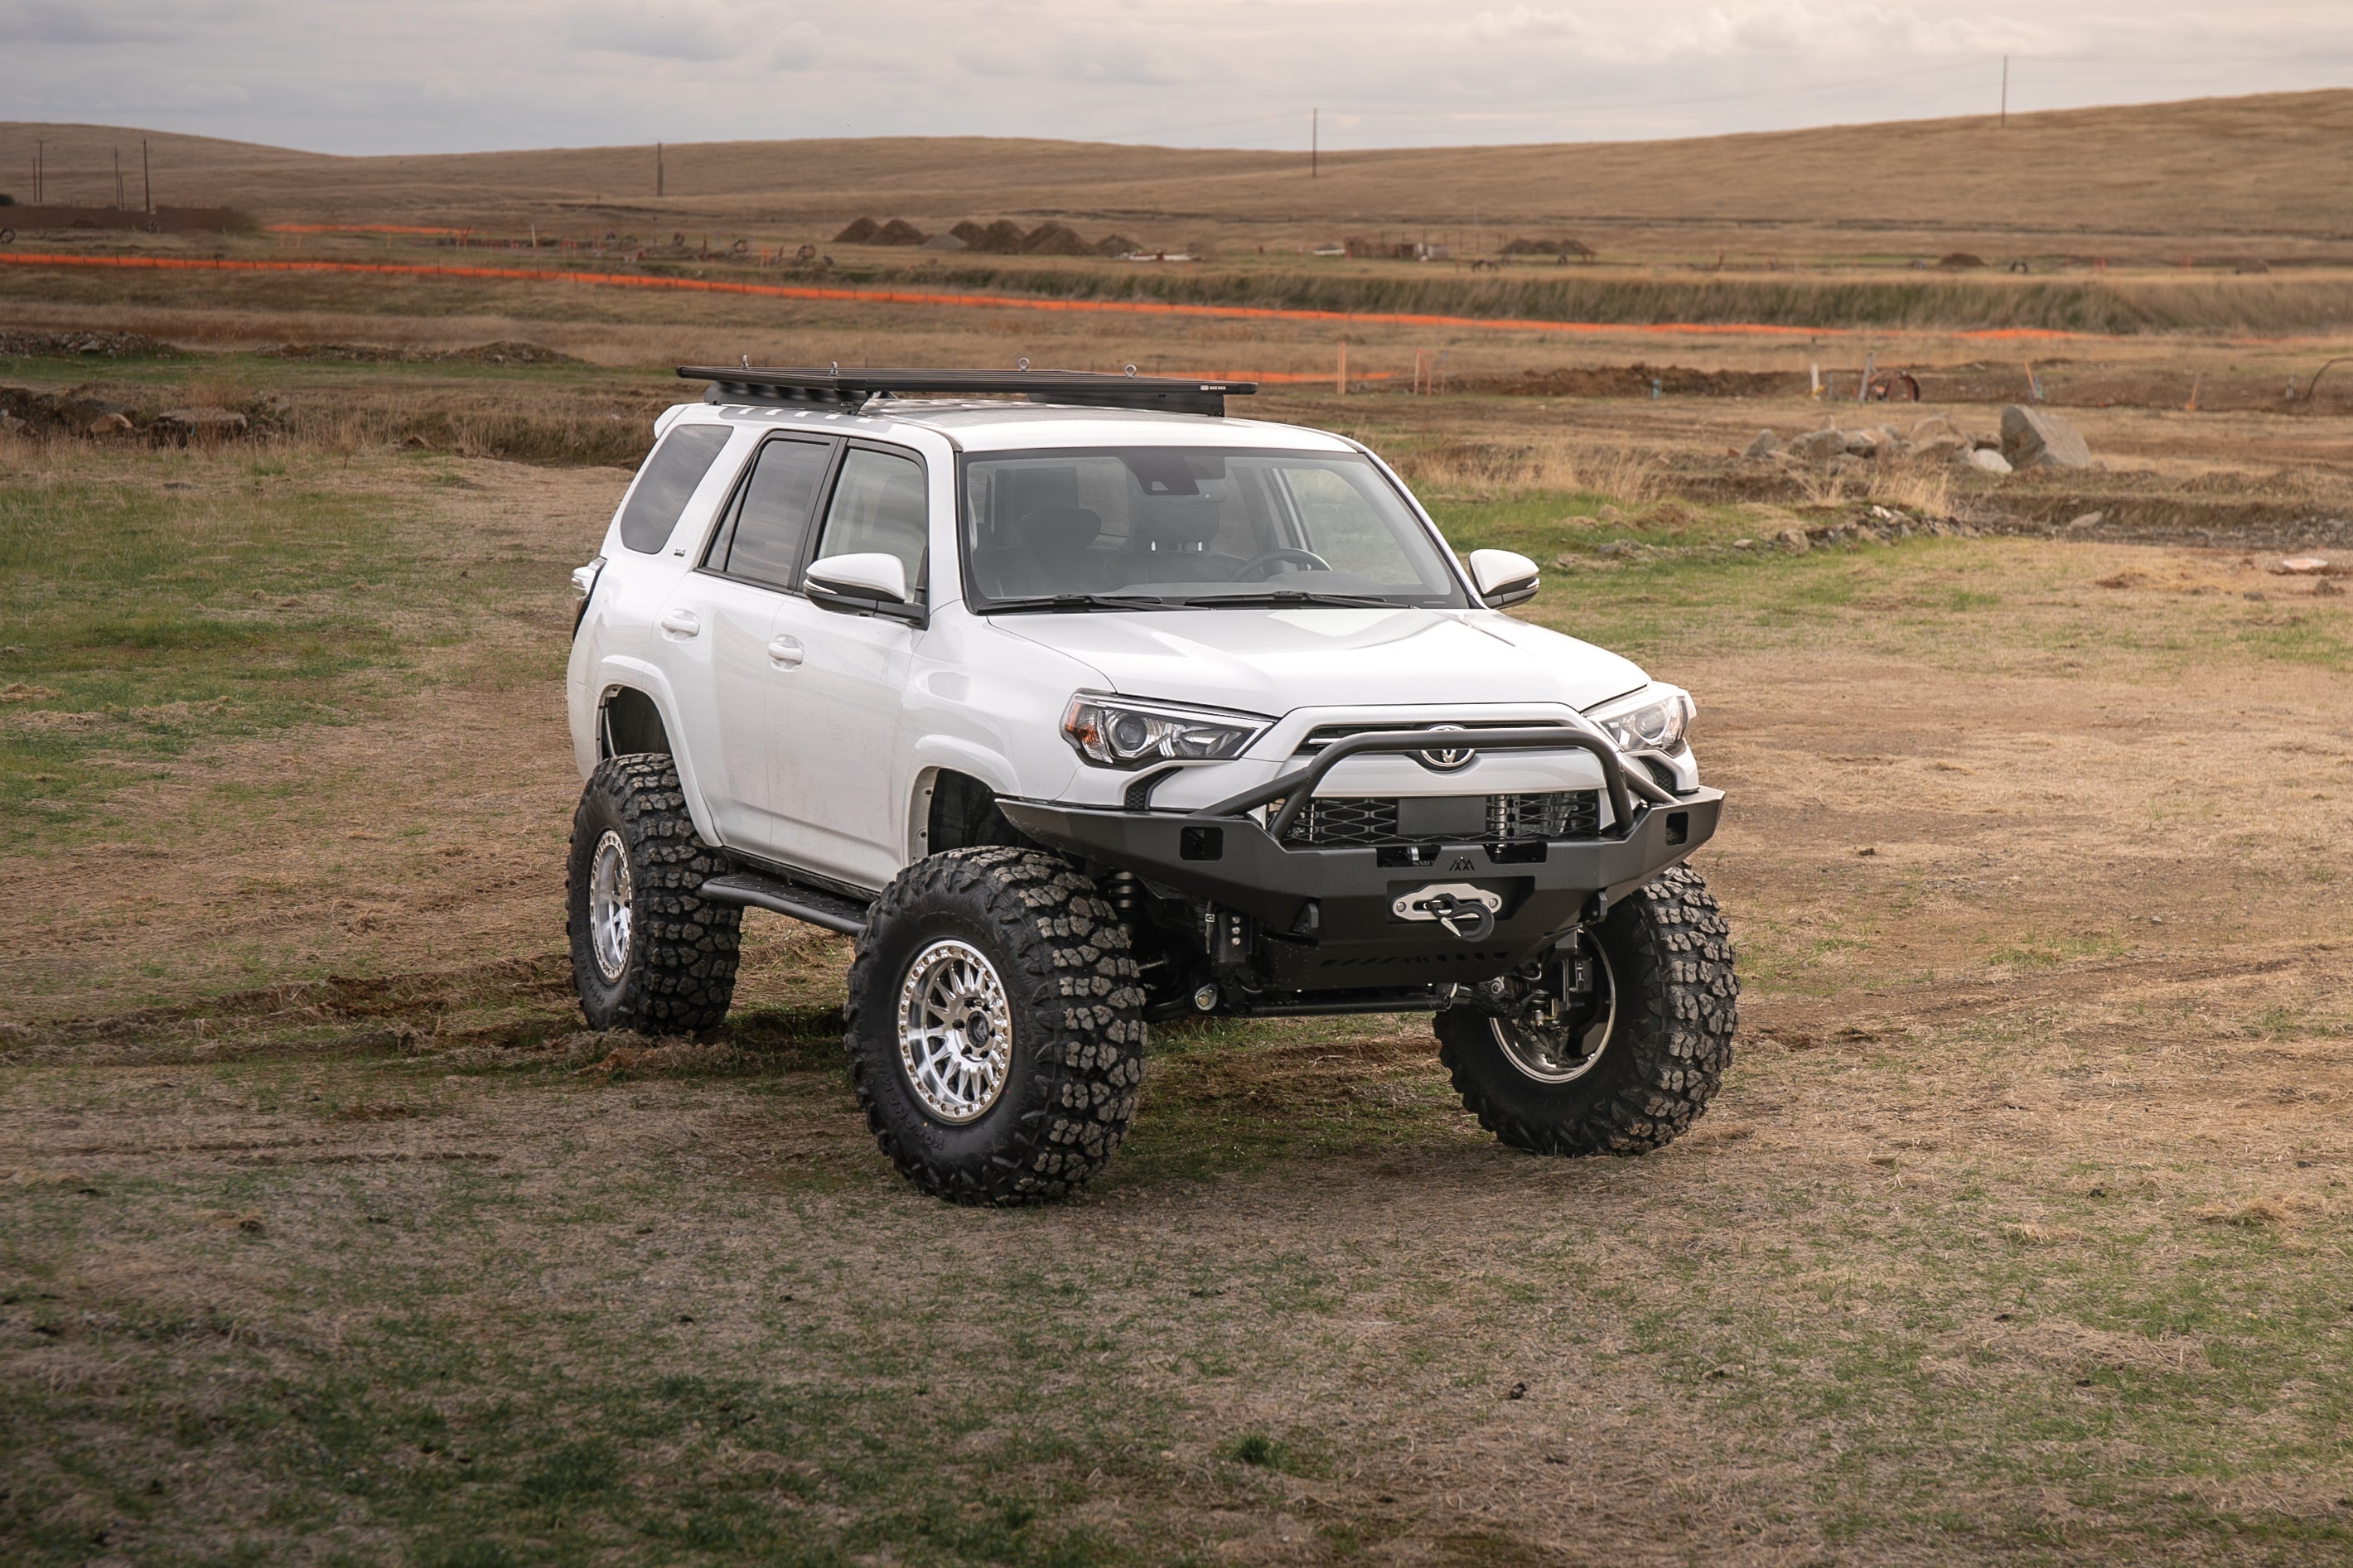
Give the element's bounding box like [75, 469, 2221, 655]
[560, 0, 739, 62]
[2, 0, 2350, 156]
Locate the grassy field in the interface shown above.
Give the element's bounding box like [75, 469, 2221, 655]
[3, 393, 2351, 1562]
[12, 89, 2353, 263]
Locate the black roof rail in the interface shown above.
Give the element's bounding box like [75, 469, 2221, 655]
[677, 365, 1254, 418]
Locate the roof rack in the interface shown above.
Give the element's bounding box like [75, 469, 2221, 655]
[677, 365, 1254, 418]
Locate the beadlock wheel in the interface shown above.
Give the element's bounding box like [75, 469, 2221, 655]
[896, 938, 1013, 1123]
[587, 828, 634, 982]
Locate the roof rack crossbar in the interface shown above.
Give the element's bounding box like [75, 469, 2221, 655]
[678, 365, 1254, 417]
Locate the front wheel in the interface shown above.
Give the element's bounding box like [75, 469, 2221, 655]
[1437, 865, 1737, 1155]
[845, 849, 1146, 1205]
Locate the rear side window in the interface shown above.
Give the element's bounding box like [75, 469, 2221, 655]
[708, 437, 835, 589]
[616, 423, 732, 553]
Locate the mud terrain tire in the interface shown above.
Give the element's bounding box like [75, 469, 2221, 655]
[847, 848, 1145, 1204]
[566, 755, 742, 1032]
[1438, 865, 1737, 1155]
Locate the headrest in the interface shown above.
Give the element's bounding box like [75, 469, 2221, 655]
[1133, 495, 1220, 548]
[1014, 506, 1102, 552]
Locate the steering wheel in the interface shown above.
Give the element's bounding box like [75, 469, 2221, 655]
[1236, 548, 1331, 580]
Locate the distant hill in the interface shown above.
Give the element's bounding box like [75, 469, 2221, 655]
[6, 90, 2350, 262]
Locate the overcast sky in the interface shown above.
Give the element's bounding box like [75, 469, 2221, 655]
[4, 1, 2350, 156]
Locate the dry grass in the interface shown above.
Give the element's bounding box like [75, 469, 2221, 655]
[12, 89, 2353, 266]
[3, 340, 2353, 1561]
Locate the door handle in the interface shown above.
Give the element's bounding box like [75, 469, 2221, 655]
[766, 635, 804, 668]
[658, 609, 701, 637]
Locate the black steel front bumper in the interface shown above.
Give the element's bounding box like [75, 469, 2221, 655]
[997, 731, 1722, 994]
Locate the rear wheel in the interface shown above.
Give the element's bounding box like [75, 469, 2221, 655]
[565, 755, 742, 1032]
[846, 848, 1146, 1205]
[1438, 865, 1737, 1154]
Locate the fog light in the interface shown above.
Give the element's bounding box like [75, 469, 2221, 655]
[1192, 984, 1220, 1012]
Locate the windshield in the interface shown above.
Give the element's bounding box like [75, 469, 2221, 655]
[959, 446, 1469, 610]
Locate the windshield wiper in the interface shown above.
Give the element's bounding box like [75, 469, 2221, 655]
[1178, 590, 1394, 609]
[980, 593, 1175, 614]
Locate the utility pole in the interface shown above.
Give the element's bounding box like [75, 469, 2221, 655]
[113, 147, 123, 209]
[656, 142, 664, 198]
[2001, 56, 2008, 128]
[1311, 109, 1317, 179]
[142, 139, 151, 213]
[33, 139, 42, 204]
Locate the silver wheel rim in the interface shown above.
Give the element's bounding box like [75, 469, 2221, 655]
[588, 829, 633, 983]
[1492, 938, 1616, 1085]
[896, 938, 1013, 1123]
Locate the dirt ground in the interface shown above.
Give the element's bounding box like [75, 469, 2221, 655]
[4, 398, 2351, 1561]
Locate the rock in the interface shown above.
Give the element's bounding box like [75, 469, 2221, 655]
[152, 406, 249, 441]
[1824, 453, 1867, 477]
[88, 412, 133, 437]
[1966, 447, 2013, 475]
[1914, 436, 1967, 461]
[1909, 414, 1964, 443]
[1785, 428, 1846, 462]
[2275, 557, 2330, 575]
[2065, 511, 2104, 531]
[1742, 429, 1778, 459]
[1841, 428, 1890, 458]
[0, 413, 23, 437]
[1778, 527, 1810, 554]
[2000, 404, 2091, 469]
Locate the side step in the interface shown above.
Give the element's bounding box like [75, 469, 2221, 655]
[697, 871, 871, 937]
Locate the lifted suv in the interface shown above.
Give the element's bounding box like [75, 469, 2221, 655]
[566, 366, 1737, 1204]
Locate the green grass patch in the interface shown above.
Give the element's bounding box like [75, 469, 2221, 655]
[0, 455, 500, 848]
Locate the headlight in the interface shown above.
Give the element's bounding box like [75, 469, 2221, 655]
[1061, 694, 1269, 770]
[1586, 684, 1693, 755]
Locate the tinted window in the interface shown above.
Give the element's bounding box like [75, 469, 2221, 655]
[616, 423, 731, 553]
[812, 448, 928, 591]
[959, 447, 1465, 607]
[716, 438, 833, 588]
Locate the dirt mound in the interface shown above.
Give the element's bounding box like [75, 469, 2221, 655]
[1096, 233, 1141, 256]
[949, 220, 987, 244]
[1482, 363, 1805, 398]
[1501, 236, 1594, 258]
[1020, 221, 1094, 256]
[833, 216, 879, 244]
[872, 218, 927, 246]
[256, 341, 581, 366]
[1939, 252, 1987, 269]
[0, 330, 184, 359]
[964, 220, 1032, 254]
[439, 340, 584, 366]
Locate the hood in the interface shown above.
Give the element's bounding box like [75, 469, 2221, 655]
[995, 605, 1648, 716]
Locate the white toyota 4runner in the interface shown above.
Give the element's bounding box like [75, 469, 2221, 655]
[566, 366, 1737, 1204]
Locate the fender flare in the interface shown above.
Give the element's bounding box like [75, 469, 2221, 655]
[591, 657, 722, 847]
[907, 736, 1026, 861]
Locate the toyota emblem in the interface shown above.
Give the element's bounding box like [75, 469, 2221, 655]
[1415, 724, 1476, 772]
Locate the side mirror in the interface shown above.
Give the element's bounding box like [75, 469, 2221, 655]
[1467, 548, 1540, 608]
[804, 552, 924, 625]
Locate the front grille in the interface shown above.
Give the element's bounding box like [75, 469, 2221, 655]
[1294, 720, 1563, 756]
[1281, 790, 1599, 846]
[1285, 796, 1399, 847]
